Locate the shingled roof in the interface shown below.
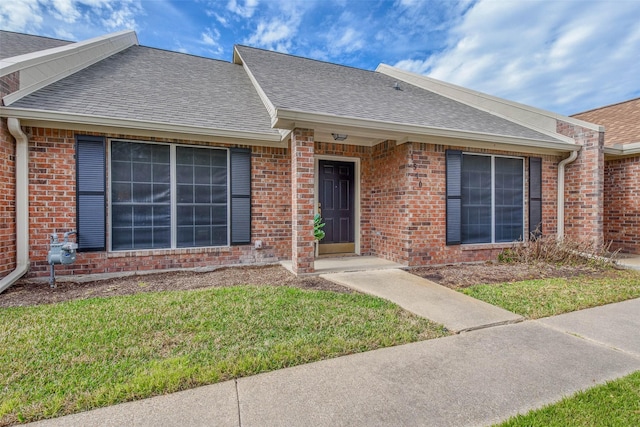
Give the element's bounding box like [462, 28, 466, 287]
[0, 31, 71, 60]
[9, 45, 279, 138]
[235, 45, 562, 144]
[572, 97, 640, 147]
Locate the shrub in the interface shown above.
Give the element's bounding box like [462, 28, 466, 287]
[498, 234, 619, 268]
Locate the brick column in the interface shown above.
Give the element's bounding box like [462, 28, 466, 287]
[291, 128, 315, 274]
[556, 120, 604, 248]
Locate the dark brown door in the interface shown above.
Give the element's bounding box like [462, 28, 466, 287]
[318, 160, 355, 254]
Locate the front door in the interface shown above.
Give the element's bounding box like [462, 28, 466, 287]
[318, 160, 355, 255]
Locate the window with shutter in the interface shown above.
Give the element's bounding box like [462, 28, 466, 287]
[446, 151, 525, 245]
[108, 140, 251, 251]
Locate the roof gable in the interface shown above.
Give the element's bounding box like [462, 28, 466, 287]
[235, 45, 568, 147]
[8, 45, 279, 140]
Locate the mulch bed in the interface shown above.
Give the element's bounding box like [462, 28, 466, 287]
[1, 261, 622, 308]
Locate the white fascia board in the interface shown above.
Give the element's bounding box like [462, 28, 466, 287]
[0, 107, 282, 144]
[233, 47, 278, 123]
[274, 108, 580, 153]
[604, 142, 640, 157]
[376, 64, 604, 137]
[2, 30, 138, 105]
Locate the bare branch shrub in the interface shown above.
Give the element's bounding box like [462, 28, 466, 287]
[498, 234, 619, 268]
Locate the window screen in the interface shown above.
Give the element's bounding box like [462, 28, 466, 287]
[461, 155, 492, 244]
[176, 146, 228, 247]
[111, 142, 171, 250]
[494, 157, 524, 242]
[450, 153, 524, 245]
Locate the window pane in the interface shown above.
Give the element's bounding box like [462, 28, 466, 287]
[175, 146, 228, 248]
[495, 157, 524, 242]
[111, 141, 170, 250]
[461, 155, 492, 244]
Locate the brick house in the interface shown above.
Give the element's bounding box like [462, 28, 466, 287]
[0, 30, 610, 290]
[573, 98, 640, 255]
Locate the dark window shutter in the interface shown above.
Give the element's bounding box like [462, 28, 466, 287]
[230, 148, 251, 245]
[529, 157, 542, 238]
[76, 135, 106, 251]
[446, 150, 462, 245]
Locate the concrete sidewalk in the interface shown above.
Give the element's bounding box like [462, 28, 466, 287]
[322, 269, 523, 333]
[28, 298, 640, 427]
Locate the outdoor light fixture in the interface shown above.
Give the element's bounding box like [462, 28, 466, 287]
[332, 133, 348, 141]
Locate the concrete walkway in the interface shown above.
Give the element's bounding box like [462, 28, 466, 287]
[618, 253, 640, 270]
[322, 269, 523, 333]
[28, 298, 640, 427]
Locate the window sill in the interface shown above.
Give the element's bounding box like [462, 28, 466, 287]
[108, 246, 234, 258]
[460, 242, 524, 251]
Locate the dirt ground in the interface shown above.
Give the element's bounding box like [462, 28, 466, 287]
[0, 261, 622, 308]
[411, 261, 619, 289]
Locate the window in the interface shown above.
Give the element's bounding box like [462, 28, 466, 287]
[176, 146, 228, 247]
[111, 142, 173, 250]
[447, 151, 525, 245]
[107, 140, 250, 251]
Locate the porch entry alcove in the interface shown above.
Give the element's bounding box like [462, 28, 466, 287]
[317, 159, 356, 255]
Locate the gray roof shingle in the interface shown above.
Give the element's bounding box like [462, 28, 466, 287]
[10, 46, 278, 136]
[0, 31, 71, 59]
[236, 46, 560, 143]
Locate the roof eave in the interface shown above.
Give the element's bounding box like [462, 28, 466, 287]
[376, 64, 605, 136]
[274, 108, 580, 154]
[604, 142, 640, 158]
[0, 107, 283, 145]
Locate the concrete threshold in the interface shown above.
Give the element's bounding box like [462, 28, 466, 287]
[281, 256, 406, 276]
[322, 269, 523, 333]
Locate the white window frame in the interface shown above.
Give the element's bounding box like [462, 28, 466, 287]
[462, 152, 526, 244]
[107, 139, 231, 252]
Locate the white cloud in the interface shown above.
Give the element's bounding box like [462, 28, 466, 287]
[200, 27, 223, 55]
[328, 27, 364, 54]
[50, 0, 81, 23]
[227, 0, 259, 18]
[245, 18, 294, 51]
[0, 0, 140, 39]
[0, 0, 43, 32]
[393, 0, 640, 114]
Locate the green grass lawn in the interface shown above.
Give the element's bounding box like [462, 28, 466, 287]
[0, 285, 447, 425]
[497, 370, 640, 426]
[461, 270, 640, 319]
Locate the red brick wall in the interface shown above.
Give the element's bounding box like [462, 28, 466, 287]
[290, 129, 315, 273]
[22, 126, 291, 278]
[9, 122, 571, 277]
[368, 141, 412, 264]
[604, 156, 640, 254]
[0, 72, 20, 100]
[365, 141, 560, 266]
[556, 121, 604, 247]
[0, 119, 17, 277]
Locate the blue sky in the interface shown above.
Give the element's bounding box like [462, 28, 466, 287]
[2, 0, 639, 115]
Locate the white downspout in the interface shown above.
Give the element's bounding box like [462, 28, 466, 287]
[557, 150, 579, 241]
[0, 118, 30, 293]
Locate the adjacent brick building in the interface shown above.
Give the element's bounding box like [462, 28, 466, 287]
[1, 29, 624, 291]
[573, 98, 640, 254]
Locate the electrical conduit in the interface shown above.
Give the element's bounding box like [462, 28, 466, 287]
[0, 118, 30, 293]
